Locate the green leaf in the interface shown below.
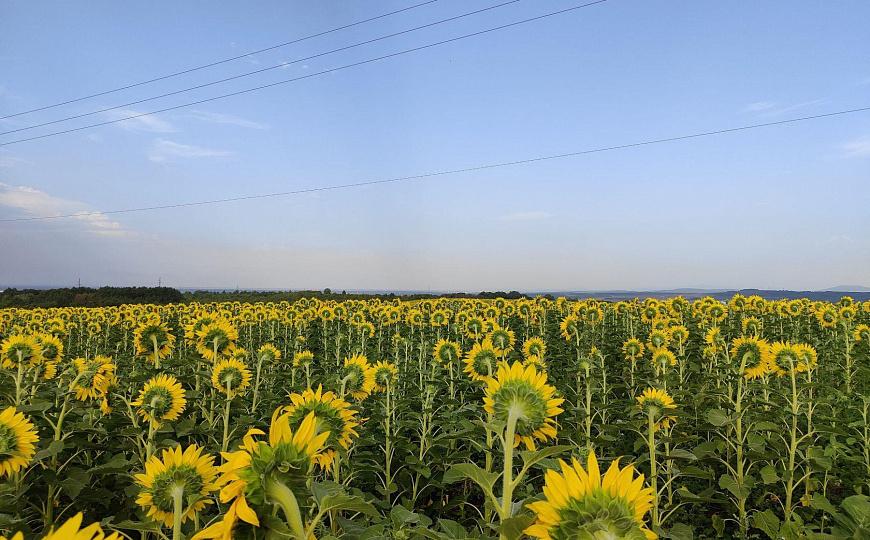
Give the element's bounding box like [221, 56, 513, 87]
[497, 515, 534, 540]
[111, 520, 164, 532]
[518, 445, 573, 470]
[33, 440, 64, 462]
[667, 523, 694, 540]
[760, 465, 779, 484]
[706, 409, 731, 427]
[752, 509, 781, 539]
[666, 449, 697, 461]
[318, 493, 378, 517]
[718, 474, 750, 499]
[437, 519, 470, 540]
[443, 463, 499, 494]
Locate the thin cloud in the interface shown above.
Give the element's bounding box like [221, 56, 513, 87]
[843, 136, 870, 157]
[499, 211, 553, 221]
[104, 109, 177, 133]
[745, 101, 776, 112]
[189, 110, 268, 129]
[0, 155, 29, 168]
[0, 182, 130, 235]
[756, 99, 826, 117]
[148, 139, 232, 162]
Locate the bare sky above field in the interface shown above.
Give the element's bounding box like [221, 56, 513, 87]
[1, 1, 869, 291]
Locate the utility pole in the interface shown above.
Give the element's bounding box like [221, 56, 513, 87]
[158, 277, 162, 287]
[77, 278, 81, 287]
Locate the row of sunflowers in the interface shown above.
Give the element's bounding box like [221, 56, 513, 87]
[0, 294, 869, 540]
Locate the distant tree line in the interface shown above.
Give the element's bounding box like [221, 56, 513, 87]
[0, 287, 538, 308]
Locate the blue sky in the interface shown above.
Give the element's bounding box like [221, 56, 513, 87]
[1, 0, 868, 291]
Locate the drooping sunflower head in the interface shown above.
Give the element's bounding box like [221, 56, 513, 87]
[135, 444, 220, 527]
[0, 334, 43, 368]
[523, 337, 546, 360]
[730, 335, 769, 379]
[524, 354, 547, 373]
[132, 374, 186, 427]
[559, 315, 580, 341]
[35, 333, 63, 363]
[668, 325, 689, 345]
[134, 318, 176, 361]
[525, 451, 656, 540]
[371, 361, 398, 392]
[0, 407, 39, 478]
[704, 327, 725, 350]
[815, 305, 838, 328]
[488, 327, 515, 354]
[839, 306, 856, 323]
[212, 358, 253, 397]
[649, 348, 676, 372]
[855, 324, 870, 343]
[622, 338, 645, 359]
[483, 361, 564, 450]
[195, 319, 238, 361]
[646, 330, 670, 350]
[465, 317, 485, 339]
[764, 341, 800, 377]
[794, 343, 818, 374]
[283, 385, 359, 470]
[73, 356, 117, 401]
[340, 355, 375, 400]
[463, 338, 498, 382]
[294, 350, 315, 367]
[742, 317, 763, 336]
[637, 387, 677, 431]
[257, 344, 281, 364]
[433, 339, 461, 365]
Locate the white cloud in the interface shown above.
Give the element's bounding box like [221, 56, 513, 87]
[0, 183, 129, 235]
[148, 139, 232, 162]
[0, 155, 29, 168]
[104, 109, 176, 132]
[188, 110, 268, 129]
[499, 211, 553, 221]
[843, 136, 870, 157]
[745, 101, 776, 112]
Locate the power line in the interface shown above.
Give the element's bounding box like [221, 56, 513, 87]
[0, 0, 524, 135]
[0, 0, 443, 120]
[3, 105, 867, 224]
[0, 0, 611, 147]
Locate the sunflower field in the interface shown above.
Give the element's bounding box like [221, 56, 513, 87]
[1, 295, 869, 540]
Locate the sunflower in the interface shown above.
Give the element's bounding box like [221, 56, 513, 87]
[855, 324, 870, 343]
[742, 317, 763, 336]
[525, 450, 656, 540]
[132, 375, 187, 427]
[283, 385, 359, 470]
[293, 350, 315, 367]
[0, 407, 39, 478]
[649, 348, 676, 373]
[525, 354, 547, 372]
[523, 337, 546, 360]
[212, 358, 253, 397]
[257, 344, 281, 364]
[463, 338, 499, 382]
[488, 327, 515, 355]
[195, 319, 238, 361]
[134, 317, 176, 363]
[794, 343, 818, 374]
[646, 330, 670, 350]
[135, 445, 220, 527]
[465, 317, 485, 339]
[622, 338, 645, 359]
[731, 336, 770, 379]
[637, 388, 676, 431]
[433, 339, 461, 365]
[668, 326, 689, 346]
[35, 333, 63, 364]
[7, 513, 122, 540]
[192, 411, 329, 540]
[72, 356, 117, 401]
[704, 327, 725, 350]
[0, 335, 43, 368]
[371, 361, 398, 392]
[483, 361, 563, 450]
[559, 315, 580, 342]
[99, 374, 120, 416]
[764, 341, 801, 377]
[815, 305, 838, 328]
[340, 355, 375, 400]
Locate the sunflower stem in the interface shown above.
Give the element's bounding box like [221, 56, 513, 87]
[265, 476, 306, 540]
[499, 405, 520, 532]
[171, 485, 184, 540]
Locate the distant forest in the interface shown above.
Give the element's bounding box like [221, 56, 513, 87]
[0, 287, 531, 308]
